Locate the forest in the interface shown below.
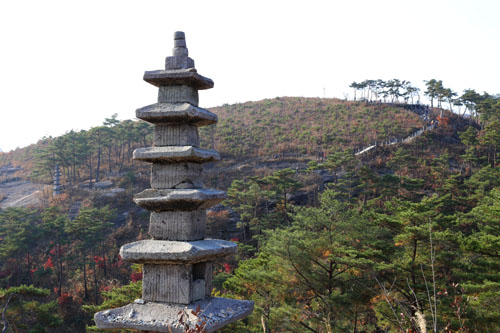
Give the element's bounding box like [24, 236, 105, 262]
[0, 79, 499, 332]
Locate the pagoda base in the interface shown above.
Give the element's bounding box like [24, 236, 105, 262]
[94, 297, 254, 332]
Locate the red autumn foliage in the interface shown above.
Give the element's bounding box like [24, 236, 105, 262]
[437, 115, 450, 126]
[44, 257, 54, 269]
[49, 245, 64, 257]
[100, 285, 112, 292]
[58, 293, 73, 305]
[92, 256, 105, 268]
[131, 271, 143, 282]
[207, 210, 230, 219]
[112, 256, 123, 268]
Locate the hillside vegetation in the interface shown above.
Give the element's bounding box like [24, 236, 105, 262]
[203, 97, 424, 157]
[1, 89, 500, 332]
[0, 98, 425, 186]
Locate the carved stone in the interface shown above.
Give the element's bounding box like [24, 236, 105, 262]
[142, 264, 192, 304]
[95, 298, 254, 332]
[153, 124, 199, 147]
[150, 163, 202, 189]
[94, 31, 253, 332]
[133, 146, 220, 163]
[149, 211, 206, 241]
[136, 103, 217, 126]
[158, 85, 199, 105]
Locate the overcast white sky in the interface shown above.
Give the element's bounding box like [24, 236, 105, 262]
[1, 0, 499, 152]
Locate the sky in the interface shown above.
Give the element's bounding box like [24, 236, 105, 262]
[0, 0, 499, 152]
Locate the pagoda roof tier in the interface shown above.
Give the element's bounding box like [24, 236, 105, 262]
[95, 297, 254, 332]
[133, 146, 220, 163]
[120, 239, 236, 264]
[133, 188, 226, 211]
[136, 103, 217, 126]
[143, 68, 214, 89]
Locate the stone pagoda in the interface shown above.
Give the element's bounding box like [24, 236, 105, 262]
[53, 164, 62, 196]
[94, 32, 253, 332]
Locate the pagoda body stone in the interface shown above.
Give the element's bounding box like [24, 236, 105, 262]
[94, 32, 253, 332]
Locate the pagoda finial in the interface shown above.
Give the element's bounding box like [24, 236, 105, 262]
[164, 31, 194, 70]
[174, 31, 185, 40]
[172, 31, 188, 57]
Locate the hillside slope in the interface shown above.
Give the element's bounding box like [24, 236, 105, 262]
[201, 97, 425, 158]
[0, 97, 431, 189]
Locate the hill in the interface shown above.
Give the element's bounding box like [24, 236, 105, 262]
[201, 97, 426, 158]
[0, 98, 429, 184]
[0, 98, 438, 199]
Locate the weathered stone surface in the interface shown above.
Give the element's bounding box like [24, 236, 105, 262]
[158, 85, 199, 106]
[149, 211, 206, 240]
[154, 124, 199, 147]
[165, 56, 195, 70]
[151, 163, 202, 189]
[174, 39, 186, 48]
[192, 279, 205, 301]
[120, 239, 237, 264]
[143, 262, 212, 304]
[173, 47, 189, 57]
[136, 103, 217, 126]
[143, 69, 214, 89]
[94, 297, 255, 332]
[133, 188, 226, 211]
[93, 180, 113, 189]
[193, 261, 213, 298]
[174, 31, 185, 40]
[143, 264, 192, 304]
[133, 146, 220, 163]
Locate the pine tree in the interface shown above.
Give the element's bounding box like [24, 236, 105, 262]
[64, 207, 115, 302]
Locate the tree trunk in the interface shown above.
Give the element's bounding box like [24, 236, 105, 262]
[283, 192, 289, 225]
[96, 147, 101, 182]
[102, 252, 107, 277]
[2, 294, 15, 333]
[127, 141, 132, 163]
[261, 315, 269, 333]
[88, 155, 93, 188]
[488, 146, 492, 167]
[58, 243, 63, 296]
[107, 147, 112, 174]
[494, 147, 497, 167]
[93, 262, 99, 304]
[118, 144, 125, 172]
[83, 254, 88, 300]
[26, 253, 32, 284]
[353, 308, 358, 333]
[54, 241, 62, 296]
